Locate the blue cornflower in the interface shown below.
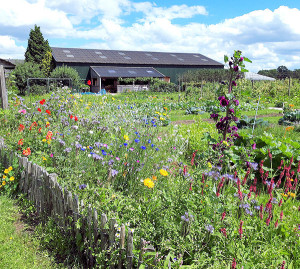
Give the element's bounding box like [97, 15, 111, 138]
[148, 139, 151, 143]
[81, 148, 86, 151]
[135, 139, 140, 143]
[89, 146, 93, 149]
[151, 144, 154, 148]
[124, 143, 128, 146]
[79, 184, 87, 190]
[101, 150, 107, 156]
[140, 146, 146, 150]
[155, 148, 159, 151]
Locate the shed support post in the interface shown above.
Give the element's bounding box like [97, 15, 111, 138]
[99, 77, 102, 92]
[0, 65, 8, 109]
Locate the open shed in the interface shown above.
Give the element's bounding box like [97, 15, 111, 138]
[90, 66, 165, 93]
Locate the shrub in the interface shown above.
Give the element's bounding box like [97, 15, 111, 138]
[149, 79, 178, 92]
[50, 66, 81, 90]
[10, 62, 43, 95]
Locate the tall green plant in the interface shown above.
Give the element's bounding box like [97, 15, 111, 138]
[25, 25, 51, 65]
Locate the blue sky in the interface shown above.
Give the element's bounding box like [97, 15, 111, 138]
[1, 0, 300, 71]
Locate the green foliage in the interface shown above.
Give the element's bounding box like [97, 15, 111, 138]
[50, 65, 81, 89]
[149, 79, 178, 92]
[181, 69, 230, 83]
[9, 62, 43, 95]
[41, 50, 54, 77]
[25, 25, 51, 65]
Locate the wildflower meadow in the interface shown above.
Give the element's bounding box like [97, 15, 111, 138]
[0, 51, 300, 268]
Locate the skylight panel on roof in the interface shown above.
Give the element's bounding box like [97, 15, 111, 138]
[128, 71, 136, 74]
[108, 70, 116, 73]
[152, 57, 159, 61]
[178, 58, 184, 61]
[147, 70, 154, 73]
[124, 56, 131, 60]
[170, 54, 176, 56]
[66, 54, 74, 57]
[201, 58, 208, 61]
[95, 51, 102, 54]
[118, 52, 125, 55]
[63, 50, 70, 53]
[100, 56, 107, 59]
[145, 53, 152, 56]
[193, 55, 200, 57]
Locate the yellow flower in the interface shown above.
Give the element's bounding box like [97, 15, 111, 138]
[124, 135, 129, 141]
[163, 107, 168, 110]
[160, 117, 165, 121]
[285, 126, 294, 132]
[42, 139, 47, 142]
[2, 181, 6, 186]
[3, 175, 6, 179]
[281, 193, 288, 197]
[8, 166, 12, 171]
[288, 192, 296, 198]
[42, 157, 47, 161]
[47, 140, 51, 145]
[4, 169, 9, 174]
[152, 175, 157, 181]
[159, 169, 168, 176]
[112, 97, 115, 101]
[143, 178, 154, 188]
[155, 111, 161, 115]
[207, 162, 212, 169]
[9, 176, 14, 181]
[222, 141, 229, 147]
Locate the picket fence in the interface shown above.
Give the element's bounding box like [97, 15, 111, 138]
[0, 138, 158, 268]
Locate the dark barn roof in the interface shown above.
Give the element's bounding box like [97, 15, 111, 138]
[91, 66, 165, 78]
[51, 47, 224, 67]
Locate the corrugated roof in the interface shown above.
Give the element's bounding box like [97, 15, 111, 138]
[244, 72, 276, 81]
[91, 66, 165, 78]
[51, 47, 224, 67]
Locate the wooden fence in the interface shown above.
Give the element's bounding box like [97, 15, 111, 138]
[0, 138, 158, 268]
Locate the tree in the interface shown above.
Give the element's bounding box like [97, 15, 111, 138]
[41, 50, 54, 77]
[25, 25, 51, 65]
[50, 66, 81, 89]
[277, 65, 289, 80]
[10, 62, 43, 95]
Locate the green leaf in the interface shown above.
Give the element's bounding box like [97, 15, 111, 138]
[241, 68, 249, 73]
[224, 55, 229, 63]
[243, 57, 252, 63]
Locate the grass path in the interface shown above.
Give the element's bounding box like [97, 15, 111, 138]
[0, 195, 57, 269]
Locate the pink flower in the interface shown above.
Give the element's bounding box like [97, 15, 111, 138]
[50, 153, 54, 158]
[252, 143, 256, 150]
[116, 157, 120, 161]
[136, 160, 140, 163]
[18, 109, 26, 114]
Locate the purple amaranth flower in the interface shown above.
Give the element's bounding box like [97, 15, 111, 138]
[233, 65, 239, 72]
[111, 169, 119, 177]
[220, 99, 229, 107]
[205, 224, 214, 234]
[232, 81, 237, 86]
[229, 108, 234, 114]
[234, 99, 239, 106]
[218, 96, 225, 101]
[64, 147, 72, 153]
[231, 126, 238, 132]
[210, 113, 219, 119]
[79, 184, 87, 190]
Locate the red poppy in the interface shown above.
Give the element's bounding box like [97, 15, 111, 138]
[23, 147, 31, 156]
[37, 108, 41, 112]
[40, 99, 46, 105]
[29, 121, 37, 131]
[70, 115, 73, 119]
[18, 124, 25, 132]
[18, 139, 24, 146]
[87, 80, 91, 86]
[74, 116, 78, 121]
[38, 128, 42, 133]
[45, 110, 51, 115]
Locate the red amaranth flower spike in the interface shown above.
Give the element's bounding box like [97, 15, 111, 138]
[281, 260, 285, 269]
[221, 211, 226, 221]
[280, 210, 283, 221]
[220, 227, 227, 238]
[274, 219, 279, 228]
[238, 220, 244, 239]
[231, 258, 237, 269]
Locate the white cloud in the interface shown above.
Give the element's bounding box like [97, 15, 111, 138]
[0, 36, 25, 59]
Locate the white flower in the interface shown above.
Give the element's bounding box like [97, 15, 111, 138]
[89, 130, 94, 134]
[88, 154, 91, 158]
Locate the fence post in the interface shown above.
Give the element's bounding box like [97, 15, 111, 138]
[118, 224, 126, 269]
[127, 229, 134, 269]
[0, 65, 8, 109]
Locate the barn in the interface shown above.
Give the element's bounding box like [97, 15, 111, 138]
[51, 47, 224, 93]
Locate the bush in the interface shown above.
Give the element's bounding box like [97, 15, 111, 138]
[149, 79, 178, 92]
[50, 66, 81, 90]
[10, 62, 43, 95]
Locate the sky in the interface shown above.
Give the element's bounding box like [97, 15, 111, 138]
[1, 0, 300, 72]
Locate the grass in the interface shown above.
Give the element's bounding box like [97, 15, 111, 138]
[0, 195, 57, 269]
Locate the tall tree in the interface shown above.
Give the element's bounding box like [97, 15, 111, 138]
[25, 25, 51, 65]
